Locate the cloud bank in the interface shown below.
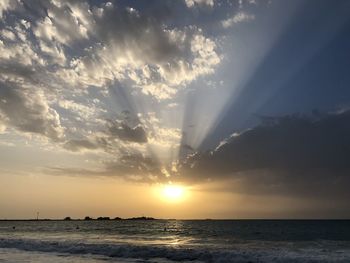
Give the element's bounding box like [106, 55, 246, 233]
[180, 111, 350, 200]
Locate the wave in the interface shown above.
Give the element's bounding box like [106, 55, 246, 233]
[1, 237, 349, 262]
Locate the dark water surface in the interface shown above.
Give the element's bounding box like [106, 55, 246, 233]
[1, 220, 350, 262]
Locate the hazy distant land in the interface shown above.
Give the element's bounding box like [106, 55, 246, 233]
[0, 216, 157, 221]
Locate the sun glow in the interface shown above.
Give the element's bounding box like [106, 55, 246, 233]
[162, 185, 185, 201]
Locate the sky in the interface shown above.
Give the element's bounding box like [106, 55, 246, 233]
[1, 0, 350, 219]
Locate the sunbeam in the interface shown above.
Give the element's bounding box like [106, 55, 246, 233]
[179, 1, 301, 152]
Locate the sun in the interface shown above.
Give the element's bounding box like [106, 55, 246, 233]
[162, 185, 185, 201]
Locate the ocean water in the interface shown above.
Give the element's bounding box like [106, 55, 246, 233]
[0, 220, 350, 262]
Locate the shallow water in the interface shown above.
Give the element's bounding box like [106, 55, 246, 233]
[0, 220, 350, 262]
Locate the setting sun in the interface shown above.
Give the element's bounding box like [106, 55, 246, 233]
[162, 185, 185, 201]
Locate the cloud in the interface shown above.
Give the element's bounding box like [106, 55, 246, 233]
[222, 11, 255, 28]
[58, 99, 100, 120]
[0, 0, 19, 18]
[47, 153, 165, 183]
[45, 104, 350, 198]
[1, 29, 16, 41]
[0, 81, 64, 141]
[0, 27, 44, 67]
[51, 2, 221, 99]
[33, 2, 90, 46]
[185, 0, 214, 8]
[108, 121, 148, 144]
[1, 0, 221, 104]
[180, 111, 350, 199]
[0, 0, 221, 179]
[104, 154, 163, 182]
[63, 138, 108, 152]
[0, 0, 220, 146]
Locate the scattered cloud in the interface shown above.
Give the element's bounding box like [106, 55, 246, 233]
[0, 0, 220, 148]
[37, 1, 221, 99]
[58, 99, 100, 120]
[222, 11, 255, 28]
[185, 0, 214, 8]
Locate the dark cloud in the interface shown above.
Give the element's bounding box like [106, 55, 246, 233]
[48, 110, 350, 204]
[108, 121, 147, 143]
[180, 111, 350, 199]
[63, 138, 108, 152]
[92, 2, 183, 65]
[0, 61, 37, 81]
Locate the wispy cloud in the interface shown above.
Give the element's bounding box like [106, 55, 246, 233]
[222, 11, 255, 28]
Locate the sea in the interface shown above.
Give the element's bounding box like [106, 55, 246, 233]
[0, 220, 350, 262]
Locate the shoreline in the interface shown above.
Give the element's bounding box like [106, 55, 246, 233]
[1, 218, 349, 221]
